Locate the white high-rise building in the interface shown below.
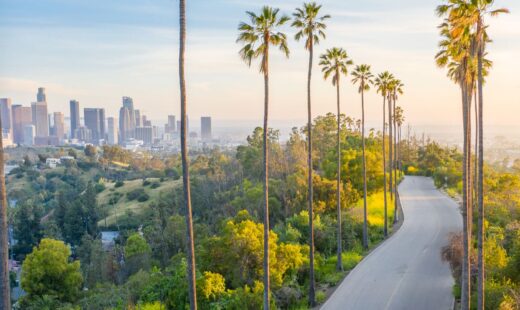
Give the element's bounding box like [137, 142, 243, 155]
[107, 117, 118, 145]
[23, 124, 35, 146]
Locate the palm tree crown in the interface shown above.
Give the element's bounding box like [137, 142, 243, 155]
[292, 2, 330, 49]
[352, 64, 374, 92]
[237, 6, 290, 72]
[374, 71, 394, 98]
[320, 48, 353, 85]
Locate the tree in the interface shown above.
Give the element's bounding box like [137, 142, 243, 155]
[237, 6, 290, 309]
[375, 71, 394, 237]
[291, 3, 329, 305]
[390, 79, 403, 223]
[351, 64, 374, 250]
[12, 201, 43, 259]
[21, 239, 82, 303]
[319, 47, 353, 269]
[0, 102, 10, 310]
[84, 145, 97, 158]
[178, 0, 197, 309]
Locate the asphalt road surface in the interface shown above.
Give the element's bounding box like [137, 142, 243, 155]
[321, 176, 462, 310]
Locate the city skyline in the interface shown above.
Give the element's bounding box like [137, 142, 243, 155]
[0, 0, 518, 129]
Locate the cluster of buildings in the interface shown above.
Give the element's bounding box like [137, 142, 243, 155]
[0, 87, 214, 150]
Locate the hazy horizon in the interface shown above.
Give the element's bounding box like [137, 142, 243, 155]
[1, 0, 519, 129]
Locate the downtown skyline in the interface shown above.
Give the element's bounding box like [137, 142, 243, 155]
[0, 0, 519, 129]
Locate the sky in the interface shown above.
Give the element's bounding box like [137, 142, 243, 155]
[0, 0, 519, 132]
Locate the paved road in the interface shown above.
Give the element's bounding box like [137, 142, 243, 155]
[321, 176, 462, 310]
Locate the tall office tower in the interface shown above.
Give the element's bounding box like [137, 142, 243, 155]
[135, 126, 153, 145]
[37, 87, 46, 102]
[12, 105, 32, 144]
[74, 126, 92, 142]
[107, 117, 118, 145]
[31, 101, 49, 137]
[23, 124, 35, 146]
[122, 96, 136, 130]
[84, 108, 104, 143]
[0, 98, 12, 136]
[69, 100, 80, 138]
[201, 116, 212, 141]
[166, 115, 176, 133]
[135, 109, 141, 127]
[119, 106, 132, 144]
[99, 108, 106, 141]
[53, 112, 65, 139]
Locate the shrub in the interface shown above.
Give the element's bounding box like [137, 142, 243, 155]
[94, 183, 105, 193]
[115, 181, 124, 188]
[127, 188, 149, 202]
[142, 179, 151, 186]
[150, 182, 161, 189]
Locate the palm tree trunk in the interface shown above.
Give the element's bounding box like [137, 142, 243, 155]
[307, 42, 316, 308]
[388, 95, 393, 202]
[476, 19, 485, 310]
[361, 88, 368, 250]
[460, 80, 471, 310]
[262, 37, 271, 310]
[382, 95, 388, 237]
[0, 110, 11, 310]
[179, 1, 197, 309]
[393, 96, 398, 223]
[336, 72, 343, 271]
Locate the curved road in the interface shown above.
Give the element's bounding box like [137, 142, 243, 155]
[321, 176, 461, 310]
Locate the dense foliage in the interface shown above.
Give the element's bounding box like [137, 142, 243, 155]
[6, 114, 399, 309]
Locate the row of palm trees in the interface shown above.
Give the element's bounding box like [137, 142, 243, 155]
[435, 0, 508, 309]
[237, 3, 405, 308]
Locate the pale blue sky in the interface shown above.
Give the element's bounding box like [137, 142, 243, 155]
[0, 0, 518, 128]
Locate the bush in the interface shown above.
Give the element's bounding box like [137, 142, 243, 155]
[127, 188, 149, 202]
[142, 179, 151, 186]
[94, 183, 105, 193]
[150, 182, 161, 189]
[115, 181, 124, 188]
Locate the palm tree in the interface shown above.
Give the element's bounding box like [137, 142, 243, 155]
[237, 7, 290, 309]
[390, 79, 403, 223]
[466, 4, 508, 308]
[436, 4, 474, 308]
[351, 64, 374, 250]
[395, 106, 405, 175]
[0, 113, 11, 310]
[292, 4, 329, 305]
[375, 71, 394, 237]
[179, 1, 197, 309]
[319, 47, 353, 271]
[437, 3, 508, 308]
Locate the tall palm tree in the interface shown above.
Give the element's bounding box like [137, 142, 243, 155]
[179, 1, 197, 309]
[436, 4, 474, 308]
[391, 79, 403, 223]
[319, 47, 353, 271]
[237, 7, 290, 309]
[292, 4, 329, 305]
[437, 3, 507, 308]
[351, 64, 373, 250]
[0, 113, 11, 310]
[395, 106, 405, 175]
[375, 71, 394, 237]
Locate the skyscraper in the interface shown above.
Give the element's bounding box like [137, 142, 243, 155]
[99, 108, 106, 141]
[166, 115, 176, 133]
[201, 116, 212, 141]
[37, 87, 46, 102]
[119, 106, 132, 144]
[23, 124, 35, 146]
[135, 126, 153, 145]
[0, 98, 12, 137]
[135, 109, 141, 127]
[12, 105, 32, 144]
[84, 108, 104, 143]
[53, 112, 65, 139]
[31, 101, 49, 137]
[70, 100, 80, 138]
[107, 117, 118, 145]
[122, 96, 136, 130]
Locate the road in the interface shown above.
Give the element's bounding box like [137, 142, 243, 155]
[321, 176, 462, 310]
